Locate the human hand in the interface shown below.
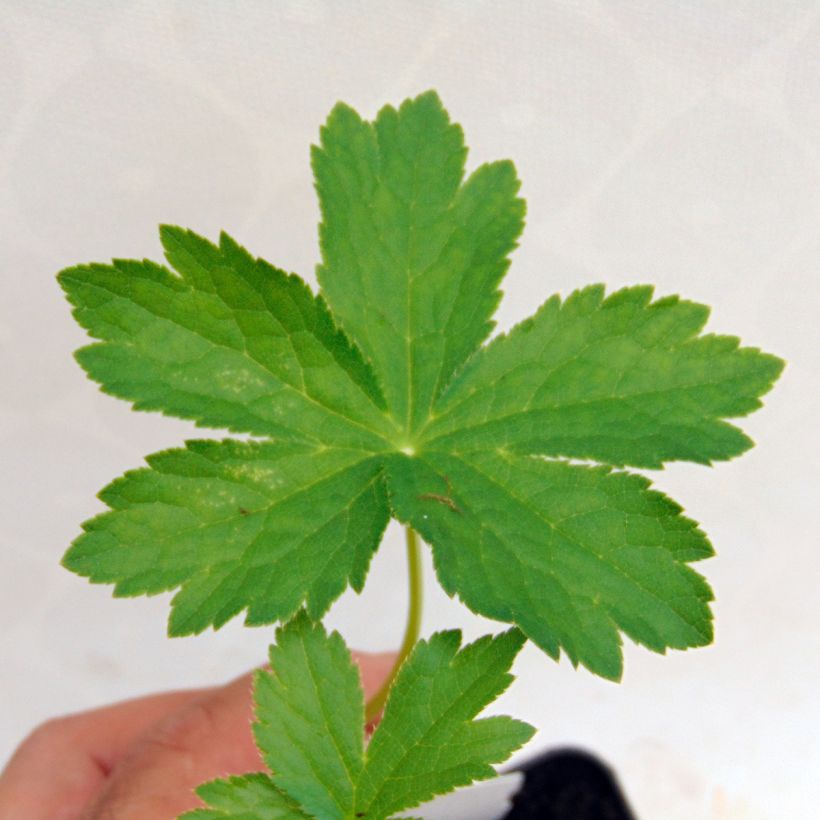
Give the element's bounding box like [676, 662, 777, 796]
[0, 651, 395, 819]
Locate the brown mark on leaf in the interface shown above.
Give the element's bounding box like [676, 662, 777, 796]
[239, 507, 250, 516]
[418, 474, 462, 514]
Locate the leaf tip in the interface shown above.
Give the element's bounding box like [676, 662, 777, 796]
[157, 222, 186, 248]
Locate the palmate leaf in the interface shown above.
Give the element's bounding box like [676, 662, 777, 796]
[61, 90, 782, 677]
[188, 615, 534, 820]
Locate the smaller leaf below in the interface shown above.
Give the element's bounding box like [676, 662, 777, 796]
[192, 614, 534, 820]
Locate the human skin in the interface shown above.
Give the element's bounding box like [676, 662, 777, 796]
[0, 652, 395, 819]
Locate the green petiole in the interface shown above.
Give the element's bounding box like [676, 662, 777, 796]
[364, 525, 423, 724]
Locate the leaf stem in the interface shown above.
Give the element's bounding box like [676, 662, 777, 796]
[365, 525, 423, 724]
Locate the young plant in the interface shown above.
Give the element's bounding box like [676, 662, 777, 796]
[58, 91, 782, 818]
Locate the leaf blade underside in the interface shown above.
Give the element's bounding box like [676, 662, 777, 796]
[423, 285, 783, 468]
[59, 227, 393, 450]
[314, 90, 525, 434]
[63, 439, 390, 635]
[60, 91, 782, 679]
[387, 449, 714, 681]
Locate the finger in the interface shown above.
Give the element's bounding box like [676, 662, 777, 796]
[84, 651, 396, 819]
[82, 671, 258, 820]
[356, 651, 397, 701]
[0, 687, 212, 820]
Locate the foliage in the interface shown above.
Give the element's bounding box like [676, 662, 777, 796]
[184, 615, 533, 819]
[59, 90, 782, 817]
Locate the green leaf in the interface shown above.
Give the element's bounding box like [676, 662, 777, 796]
[61, 91, 782, 677]
[422, 285, 783, 468]
[182, 774, 307, 819]
[246, 615, 533, 820]
[59, 227, 393, 450]
[314, 90, 525, 434]
[253, 612, 365, 818]
[355, 628, 535, 817]
[387, 450, 713, 680]
[63, 440, 389, 635]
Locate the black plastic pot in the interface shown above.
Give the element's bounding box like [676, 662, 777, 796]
[501, 749, 636, 820]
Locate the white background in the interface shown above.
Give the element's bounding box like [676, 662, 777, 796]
[2, 2, 819, 817]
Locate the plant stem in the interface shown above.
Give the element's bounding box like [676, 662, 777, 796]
[364, 524, 423, 724]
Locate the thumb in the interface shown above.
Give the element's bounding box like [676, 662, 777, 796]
[83, 651, 395, 819]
